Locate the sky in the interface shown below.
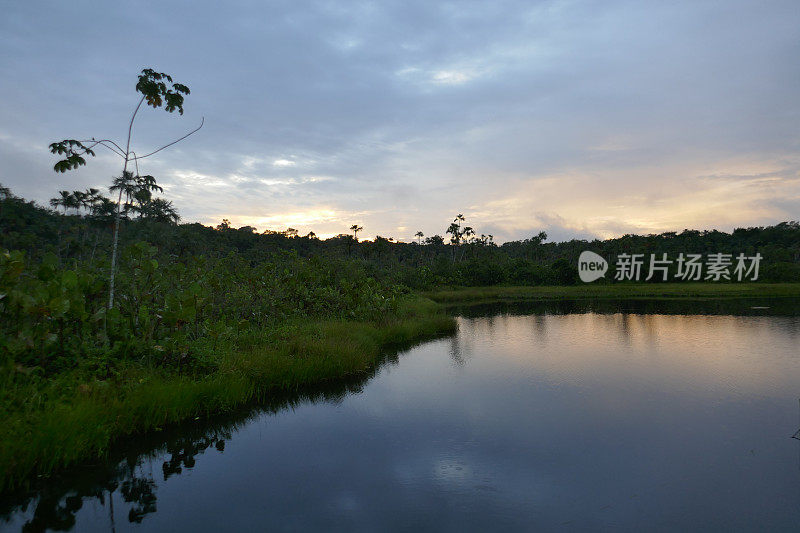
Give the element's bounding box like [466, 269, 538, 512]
[0, 0, 798, 243]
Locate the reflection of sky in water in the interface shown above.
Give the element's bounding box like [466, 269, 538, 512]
[4, 311, 800, 531]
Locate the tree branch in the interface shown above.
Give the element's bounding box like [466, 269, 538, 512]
[131, 151, 141, 176]
[80, 139, 127, 158]
[132, 117, 204, 161]
[126, 95, 146, 161]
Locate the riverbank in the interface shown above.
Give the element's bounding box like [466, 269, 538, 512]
[0, 296, 456, 493]
[423, 283, 800, 304]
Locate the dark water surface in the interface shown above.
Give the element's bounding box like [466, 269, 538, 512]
[3, 299, 800, 532]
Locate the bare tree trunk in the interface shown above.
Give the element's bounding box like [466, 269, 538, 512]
[108, 95, 144, 309]
[108, 183, 126, 308]
[109, 488, 116, 533]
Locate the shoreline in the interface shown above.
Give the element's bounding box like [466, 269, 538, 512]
[423, 282, 800, 304]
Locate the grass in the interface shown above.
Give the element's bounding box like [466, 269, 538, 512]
[423, 283, 800, 304]
[0, 296, 456, 493]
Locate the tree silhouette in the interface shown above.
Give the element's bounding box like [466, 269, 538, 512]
[49, 68, 202, 309]
[49, 190, 73, 214]
[350, 224, 363, 242]
[79, 188, 102, 215]
[140, 198, 180, 224]
[415, 231, 424, 245]
[446, 214, 474, 262]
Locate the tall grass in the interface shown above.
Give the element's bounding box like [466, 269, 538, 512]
[424, 282, 800, 303]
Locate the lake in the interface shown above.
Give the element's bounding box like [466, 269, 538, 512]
[3, 299, 800, 532]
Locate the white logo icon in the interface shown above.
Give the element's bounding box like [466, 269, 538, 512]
[578, 251, 608, 283]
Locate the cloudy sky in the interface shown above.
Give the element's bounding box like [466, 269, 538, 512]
[1, 0, 798, 242]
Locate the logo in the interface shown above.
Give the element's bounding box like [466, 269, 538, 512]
[577, 251, 762, 283]
[578, 251, 608, 283]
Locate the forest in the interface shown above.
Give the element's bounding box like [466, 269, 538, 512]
[3, 182, 800, 370]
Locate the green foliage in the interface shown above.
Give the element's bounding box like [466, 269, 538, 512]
[46, 68, 199, 309]
[0, 239, 407, 375]
[3, 186, 800, 294]
[136, 68, 190, 114]
[48, 140, 95, 172]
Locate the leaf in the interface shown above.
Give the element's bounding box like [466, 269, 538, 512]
[61, 270, 78, 289]
[91, 307, 106, 322]
[48, 296, 70, 317]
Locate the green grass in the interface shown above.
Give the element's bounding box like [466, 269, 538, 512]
[423, 283, 800, 303]
[0, 296, 456, 493]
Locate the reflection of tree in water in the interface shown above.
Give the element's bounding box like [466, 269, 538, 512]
[450, 298, 800, 350]
[2, 425, 233, 533]
[449, 333, 465, 366]
[10, 470, 120, 532]
[448, 297, 800, 319]
[121, 476, 156, 524]
[0, 351, 402, 532]
[162, 431, 231, 481]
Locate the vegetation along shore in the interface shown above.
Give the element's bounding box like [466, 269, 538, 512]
[2, 183, 799, 492]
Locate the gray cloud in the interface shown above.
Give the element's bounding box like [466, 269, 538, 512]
[1, 0, 798, 241]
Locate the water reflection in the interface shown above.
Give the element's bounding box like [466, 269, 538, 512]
[447, 296, 800, 319]
[0, 356, 401, 533]
[2, 298, 800, 532]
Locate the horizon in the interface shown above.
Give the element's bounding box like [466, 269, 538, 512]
[6, 182, 798, 246]
[1, 1, 798, 243]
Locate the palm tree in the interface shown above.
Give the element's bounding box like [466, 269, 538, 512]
[110, 171, 137, 217]
[90, 196, 117, 221]
[51, 190, 74, 214]
[350, 224, 363, 242]
[72, 190, 88, 215]
[49, 195, 63, 213]
[446, 222, 461, 245]
[131, 188, 153, 218]
[136, 174, 163, 195]
[111, 172, 163, 218]
[415, 231, 424, 245]
[447, 214, 470, 262]
[81, 188, 101, 214]
[144, 198, 180, 223]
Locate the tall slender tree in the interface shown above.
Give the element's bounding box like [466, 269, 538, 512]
[350, 224, 363, 242]
[446, 214, 474, 262]
[49, 68, 202, 308]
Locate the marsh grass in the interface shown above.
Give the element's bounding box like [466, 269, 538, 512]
[0, 296, 455, 493]
[424, 283, 800, 304]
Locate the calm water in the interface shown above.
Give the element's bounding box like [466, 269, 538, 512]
[3, 299, 800, 532]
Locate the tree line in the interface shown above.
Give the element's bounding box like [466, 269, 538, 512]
[3, 183, 799, 289]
